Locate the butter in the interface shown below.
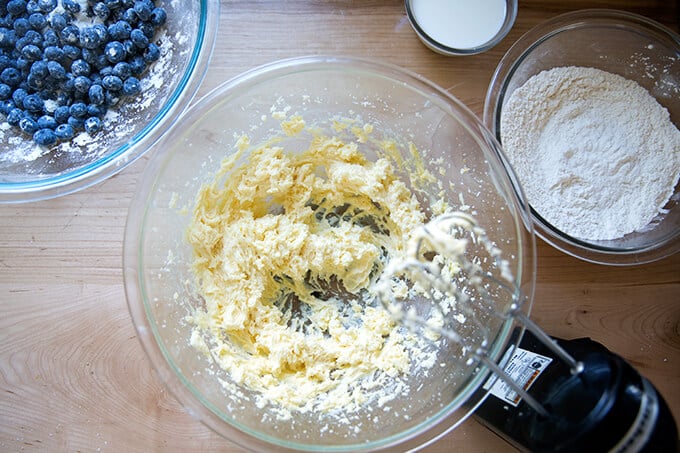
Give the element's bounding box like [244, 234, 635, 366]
[186, 117, 443, 417]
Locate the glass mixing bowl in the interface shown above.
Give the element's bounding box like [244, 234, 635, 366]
[0, 0, 219, 203]
[484, 9, 680, 265]
[124, 56, 536, 452]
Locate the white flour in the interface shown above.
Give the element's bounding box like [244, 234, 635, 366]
[500, 66, 680, 241]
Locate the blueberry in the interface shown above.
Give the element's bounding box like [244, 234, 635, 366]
[92, 23, 108, 42]
[74, 75, 91, 93]
[33, 128, 57, 146]
[43, 28, 58, 46]
[108, 20, 131, 40]
[62, 0, 80, 14]
[112, 61, 131, 79]
[15, 35, 30, 52]
[22, 93, 43, 112]
[0, 55, 12, 71]
[138, 22, 154, 39]
[21, 43, 42, 60]
[28, 65, 48, 88]
[28, 12, 46, 30]
[129, 55, 144, 75]
[122, 39, 135, 56]
[93, 2, 109, 19]
[149, 7, 166, 26]
[25, 0, 41, 14]
[1, 67, 22, 86]
[26, 72, 44, 89]
[0, 83, 11, 99]
[95, 54, 109, 71]
[19, 33, 36, 49]
[13, 18, 30, 36]
[143, 42, 159, 63]
[60, 25, 80, 44]
[104, 40, 126, 63]
[102, 74, 122, 91]
[62, 44, 81, 60]
[49, 12, 67, 31]
[53, 104, 69, 123]
[15, 57, 30, 71]
[129, 28, 148, 48]
[81, 48, 98, 65]
[30, 59, 48, 78]
[46, 60, 66, 79]
[24, 29, 42, 46]
[122, 8, 138, 26]
[62, 73, 75, 92]
[12, 88, 27, 105]
[67, 115, 84, 129]
[91, 53, 108, 70]
[87, 103, 105, 117]
[71, 59, 90, 76]
[79, 27, 100, 49]
[121, 76, 140, 96]
[0, 100, 16, 115]
[7, 0, 28, 17]
[36, 114, 56, 129]
[84, 116, 101, 134]
[0, 27, 17, 48]
[54, 123, 74, 139]
[19, 116, 38, 133]
[55, 91, 69, 106]
[104, 0, 121, 8]
[88, 83, 104, 105]
[99, 65, 113, 77]
[37, 0, 57, 13]
[69, 101, 87, 118]
[7, 107, 24, 125]
[43, 45, 64, 61]
[133, 0, 152, 21]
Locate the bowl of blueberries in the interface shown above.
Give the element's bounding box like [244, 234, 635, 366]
[0, 0, 219, 203]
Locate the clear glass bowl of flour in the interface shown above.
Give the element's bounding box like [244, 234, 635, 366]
[124, 56, 538, 452]
[0, 0, 219, 203]
[484, 9, 680, 265]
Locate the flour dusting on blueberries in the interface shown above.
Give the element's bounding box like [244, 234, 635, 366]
[0, 0, 175, 166]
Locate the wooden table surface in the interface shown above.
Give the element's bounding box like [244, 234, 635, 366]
[1, 1, 679, 452]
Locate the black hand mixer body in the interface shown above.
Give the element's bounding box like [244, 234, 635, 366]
[473, 329, 678, 452]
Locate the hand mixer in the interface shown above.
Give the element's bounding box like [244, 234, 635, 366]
[376, 212, 678, 452]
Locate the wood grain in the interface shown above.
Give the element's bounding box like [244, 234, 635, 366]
[1, 1, 679, 452]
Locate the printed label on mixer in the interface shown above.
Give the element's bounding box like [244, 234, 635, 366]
[483, 346, 553, 407]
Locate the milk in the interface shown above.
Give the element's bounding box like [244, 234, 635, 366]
[410, 0, 507, 50]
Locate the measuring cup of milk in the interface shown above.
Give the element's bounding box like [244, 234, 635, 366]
[406, 0, 517, 55]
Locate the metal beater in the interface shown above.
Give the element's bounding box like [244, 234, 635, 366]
[376, 212, 678, 452]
